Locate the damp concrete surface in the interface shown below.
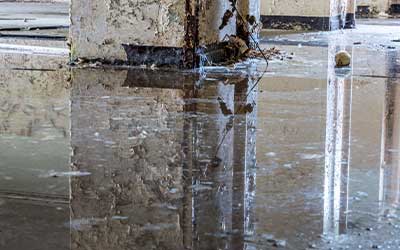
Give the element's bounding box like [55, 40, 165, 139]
[0, 16, 400, 250]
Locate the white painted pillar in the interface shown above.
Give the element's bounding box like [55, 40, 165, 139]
[344, 0, 356, 28]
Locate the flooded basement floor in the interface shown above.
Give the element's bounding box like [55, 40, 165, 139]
[1, 19, 400, 250]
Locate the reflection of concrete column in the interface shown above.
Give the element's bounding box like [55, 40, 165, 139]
[182, 84, 195, 250]
[190, 75, 258, 250]
[190, 79, 235, 250]
[70, 69, 186, 250]
[232, 79, 249, 250]
[235, 77, 257, 249]
[323, 45, 353, 236]
[69, 68, 258, 250]
[379, 51, 400, 215]
[232, 77, 258, 249]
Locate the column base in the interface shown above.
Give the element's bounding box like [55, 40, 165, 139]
[122, 45, 185, 68]
[344, 13, 356, 29]
[356, 5, 371, 18]
[261, 15, 340, 31]
[389, 4, 400, 14]
[122, 41, 239, 69]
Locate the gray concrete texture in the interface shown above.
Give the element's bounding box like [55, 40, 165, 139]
[69, 0, 260, 61]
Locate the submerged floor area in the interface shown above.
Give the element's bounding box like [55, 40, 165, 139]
[1, 19, 400, 250]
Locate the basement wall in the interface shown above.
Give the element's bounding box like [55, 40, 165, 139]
[261, 0, 349, 30]
[357, 0, 390, 14]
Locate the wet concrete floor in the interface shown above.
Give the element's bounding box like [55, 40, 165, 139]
[0, 19, 400, 250]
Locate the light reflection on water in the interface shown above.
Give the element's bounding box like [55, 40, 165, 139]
[0, 50, 399, 250]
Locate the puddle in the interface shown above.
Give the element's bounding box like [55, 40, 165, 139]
[1, 21, 400, 250]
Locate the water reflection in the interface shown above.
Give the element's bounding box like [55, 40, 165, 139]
[323, 44, 353, 237]
[69, 68, 258, 250]
[379, 50, 400, 216]
[0, 68, 70, 250]
[321, 46, 400, 248]
[1, 50, 400, 249]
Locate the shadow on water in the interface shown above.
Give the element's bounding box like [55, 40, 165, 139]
[0, 49, 400, 250]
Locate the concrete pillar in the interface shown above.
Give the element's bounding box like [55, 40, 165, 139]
[70, 0, 260, 68]
[237, 0, 261, 46]
[344, 0, 356, 29]
[260, 0, 350, 30]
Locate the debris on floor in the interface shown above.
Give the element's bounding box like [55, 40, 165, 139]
[205, 35, 288, 66]
[247, 46, 286, 60]
[335, 50, 351, 67]
[270, 21, 312, 31]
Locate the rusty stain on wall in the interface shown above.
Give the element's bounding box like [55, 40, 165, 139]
[70, 0, 259, 64]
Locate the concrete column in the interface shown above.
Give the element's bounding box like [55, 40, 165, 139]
[70, 0, 260, 67]
[237, 0, 261, 46]
[344, 0, 356, 29]
[260, 0, 351, 30]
